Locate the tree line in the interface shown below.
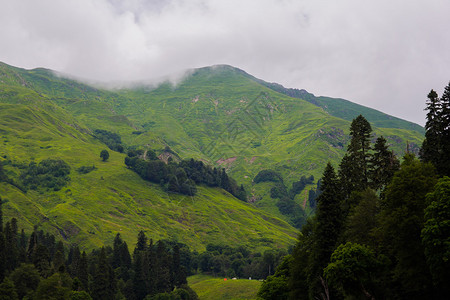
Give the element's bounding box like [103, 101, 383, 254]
[258, 81, 450, 300]
[0, 198, 288, 299]
[0, 206, 198, 300]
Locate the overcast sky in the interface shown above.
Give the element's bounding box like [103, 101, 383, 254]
[1, 0, 449, 126]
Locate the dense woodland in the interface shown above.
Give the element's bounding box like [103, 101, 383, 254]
[258, 82, 450, 300]
[0, 200, 288, 299]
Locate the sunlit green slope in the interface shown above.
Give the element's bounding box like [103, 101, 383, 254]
[0, 61, 424, 240]
[0, 69, 298, 250]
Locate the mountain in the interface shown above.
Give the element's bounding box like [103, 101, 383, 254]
[0, 62, 424, 250]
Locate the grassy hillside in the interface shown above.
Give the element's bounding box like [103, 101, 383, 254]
[0, 79, 298, 251]
[0, 61, 425, 247]
[188, 274, 262, 300]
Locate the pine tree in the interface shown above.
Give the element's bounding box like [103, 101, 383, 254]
[4, 220, 19, 273]
[112, 233, 124, 269]
[339, 115, 373, 202]
[420, 90, 441, 166]
[69, 245, 81, 277]
[78, 251, 89, 292]
[369, 136, 399, 193]
[155, 241, 173, 293]
[27, 227, 38, 261]
[173, 244, 187, 287]
[92, 247, 116, 300]
[53, 241, 65, 272]
[132, 251, 147, 300]
[439, 82, 450, 176]
[309, 163, 343, 298]
[33, 244, 52, 278]
[421, 83, 450, 176]
[146, 239, 157, 296]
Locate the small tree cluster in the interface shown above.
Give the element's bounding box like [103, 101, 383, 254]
[125, 154, 247, 200]
[94, 129, 124, 153]
[19, 158, 71, 191]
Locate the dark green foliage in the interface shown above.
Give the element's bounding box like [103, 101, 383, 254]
[287, 116, 410, 299]
[0, 233, 4, 283]
[290, 175, 314, 197]
[269, 175, 313, 228]
[339, 115, 372, 198]
[258, 255, 292, 300]
[421, 84, 450, 176]
[196, 244, 287, 280]
[34, 272, 73, 300]
[53, 241, 65, 272]
[100, 149, 110, 162]
[270, 183, 288, 199]
[94, 129, 124, 153]
[70, 291, 93, 300]
[421, 176, 450, 296]
[314, 163, 343, 271]
[0, 216, 198, 300]
[369, 136, 400, 193]
[253, 170, 283, 184]
[33, 244, 52, 278]
[0, 277, 18, 300]
[126, 155, 246, 200]
[289, 219, 315, 300]
[324, 242, 384, 299]
[9, 264, 40, 299]
[343, 189, 380, 248]
[91, 247, 116, 300]
[20, 158, 71, 191]
[378, 155, 437, 298]
[76, 165, 96, 174]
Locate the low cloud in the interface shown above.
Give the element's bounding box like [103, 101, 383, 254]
[1, 0, 449, 125]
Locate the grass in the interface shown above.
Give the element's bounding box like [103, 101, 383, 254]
[188, 274, 262, 300]
[0, 61, 424, 247]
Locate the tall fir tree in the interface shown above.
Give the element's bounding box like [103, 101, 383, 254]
[92, 247, 116, 300]
[310, 162, 343, 298]
[78, 251, 89, 292]
[112, 233, 124, 269]
[369, 136, 400, 193]
[155, 241, 173, 293]
[421, 83, 450, 176]
[339, 115, 372, 199]
[420, 90, 441, 166]
[439, 82, 450, 176]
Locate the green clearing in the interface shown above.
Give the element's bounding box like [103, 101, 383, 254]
[188, 274, 262, 300]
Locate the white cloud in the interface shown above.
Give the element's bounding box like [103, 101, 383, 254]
[1, 0, 449, 125]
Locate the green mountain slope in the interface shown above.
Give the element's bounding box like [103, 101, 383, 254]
[0, 64, 298, 250]
[255, 78, 425, 134]
[0, 62, 424, 248]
